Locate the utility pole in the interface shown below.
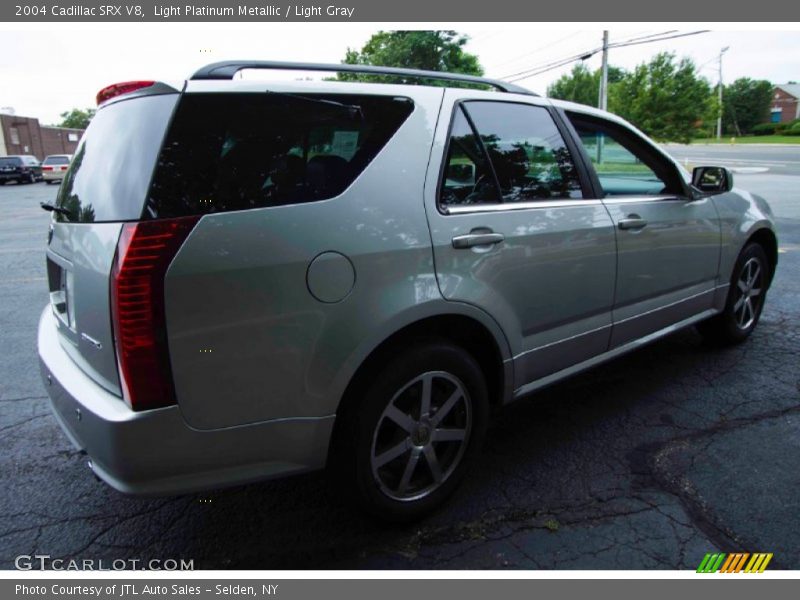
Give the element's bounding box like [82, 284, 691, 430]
[716, 46, 729, 140]
[597, 30, 609, 164]
[598, 30, 609, 111]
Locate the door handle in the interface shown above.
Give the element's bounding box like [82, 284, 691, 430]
[451, 231, 505, 249]
[618, 215, 647, 230]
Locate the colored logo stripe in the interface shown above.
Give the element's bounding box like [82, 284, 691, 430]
[697, 552, 773, 573]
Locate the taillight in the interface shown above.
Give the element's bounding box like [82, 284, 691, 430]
[110, 216, 199, 411]
[42, 166, 53, 171]
[96, 81, 155, 105]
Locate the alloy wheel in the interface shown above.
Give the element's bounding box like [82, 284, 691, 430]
[370, 371, 472, 502]
[733, 257, 764, 330]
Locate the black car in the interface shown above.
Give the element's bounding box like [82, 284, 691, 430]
[0, 155, 42, 184]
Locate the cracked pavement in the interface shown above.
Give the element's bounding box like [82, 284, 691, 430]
[1, 170, 798, 570]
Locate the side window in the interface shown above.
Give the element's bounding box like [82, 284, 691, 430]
[568, 113, 685, 197]
[147, 93, 414, 219]
[439, 106, 502, 207]
[464, 101, 583, 203]
[439, 101, 584, 209]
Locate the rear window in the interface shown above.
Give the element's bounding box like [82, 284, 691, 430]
[44, 156, 70, 165]
[144, 92, 414, 219]
[0, 157, 22, 167]
[55, 94, 178, 222]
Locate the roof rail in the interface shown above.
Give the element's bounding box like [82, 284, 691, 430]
[190, 60, 537, 96]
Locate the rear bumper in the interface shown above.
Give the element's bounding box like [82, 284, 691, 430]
[37, 308, 334, 495]
[42, 171, 65, 182]
[0, 172, 23, 181]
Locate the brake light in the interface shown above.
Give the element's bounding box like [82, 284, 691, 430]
[110, 216, 199, 411]
[96, 81, 155, 105]
[42, 166, 53, 171]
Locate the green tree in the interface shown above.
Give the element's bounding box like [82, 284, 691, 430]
[58, 108, 95, 130]
[337, 30, 483, 84]
[547, 64, 597, 106]
[722, 78, 773, 135]
[609, 52, 713, 143]
[547, 64, 626, 107]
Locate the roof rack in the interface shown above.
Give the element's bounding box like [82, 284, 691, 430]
[191, 60, 537, 96]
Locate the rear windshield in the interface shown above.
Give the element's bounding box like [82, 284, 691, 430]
[0, 157, 22, 167]
[44, 156, 70, 165]
[145, 92, 414, 219]
[55, 94, 178, 222]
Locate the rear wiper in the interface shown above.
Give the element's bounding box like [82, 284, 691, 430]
[265, 90, 363, 119]
[40, 202, 73, 219]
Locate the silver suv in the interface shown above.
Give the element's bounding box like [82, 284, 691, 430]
[38, 61, 777, 521]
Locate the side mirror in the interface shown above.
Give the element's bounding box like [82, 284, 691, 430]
[692, 166, 734, 194]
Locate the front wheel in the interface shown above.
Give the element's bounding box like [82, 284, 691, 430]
[698, 243, 770, 345]
[329, 340, 489, 522]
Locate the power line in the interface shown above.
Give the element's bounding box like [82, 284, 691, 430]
[608, 30, 710, 50]
[506, 30, 710, 83]
[487, 31, 585, 71]
[499, 31, 673, 81]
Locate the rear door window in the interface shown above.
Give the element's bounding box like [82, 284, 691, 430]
[439, 101, 584, 209]
[145, 92, 414, 219]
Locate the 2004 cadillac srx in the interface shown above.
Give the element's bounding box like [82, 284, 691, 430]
[38, 62, 777, 521]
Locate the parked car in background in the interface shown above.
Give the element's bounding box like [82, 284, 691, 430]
[41, 154, 72, 184]
[37, 62, 778, 522]
[0, 155, 42, 184]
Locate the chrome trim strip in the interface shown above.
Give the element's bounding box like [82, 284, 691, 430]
[511, 308, 720, 401]
[513, 285, 721, 362]
[513, 323, 612, 361]
[601, 195, 686, 205]
[612, 286, 716, 326]
[443, 198, 603, 215]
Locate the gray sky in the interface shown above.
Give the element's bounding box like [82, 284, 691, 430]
[1, 26, 798, 124]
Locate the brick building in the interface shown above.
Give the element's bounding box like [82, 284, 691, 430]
[0, 112, 84, 160]
[769, 84, 800, 124]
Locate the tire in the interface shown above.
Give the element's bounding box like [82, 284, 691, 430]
[698, 243, 770, 345]
[329, 340, 489, 522]
[45, 180, 53, 185]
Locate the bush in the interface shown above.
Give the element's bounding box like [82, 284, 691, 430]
[751, 123, 776, 136]
[785, 124, 800, 136]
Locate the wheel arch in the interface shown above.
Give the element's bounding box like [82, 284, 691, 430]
[745, 227, 778, 285]
[327, 307, 513, 459]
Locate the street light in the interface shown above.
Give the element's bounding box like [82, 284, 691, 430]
[716, 46, 730, 140]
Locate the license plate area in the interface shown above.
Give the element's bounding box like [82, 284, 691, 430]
[47, 256, 76, 331]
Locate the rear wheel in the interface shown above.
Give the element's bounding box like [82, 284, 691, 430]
[698, 243, 770, 345]
[329, 340, 489, 522]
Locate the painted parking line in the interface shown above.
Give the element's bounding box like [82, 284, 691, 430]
[730, 167, 769, 174]
[673, 157, 800, 165]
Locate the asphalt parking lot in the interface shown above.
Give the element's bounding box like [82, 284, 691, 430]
[1, 148, 798, 570]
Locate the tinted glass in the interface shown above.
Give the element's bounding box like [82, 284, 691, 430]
[145, 92, 414, 219]
[55, 94, 178, 222]
[0, 157, 22, 167]
[463, 102, 583, 202]
[568, 114, 685, 197]
[439, 106, 501, 207]
[44, 156, 70, 165]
